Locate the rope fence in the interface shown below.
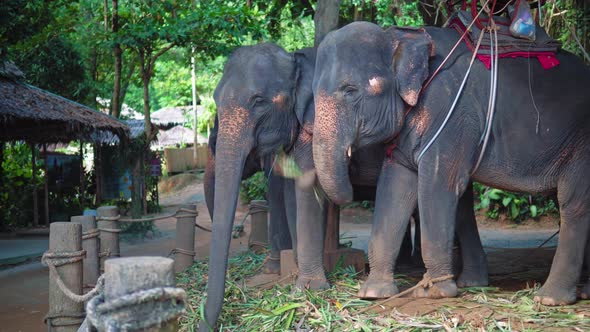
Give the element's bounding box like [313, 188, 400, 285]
[45, 211, 194, 331]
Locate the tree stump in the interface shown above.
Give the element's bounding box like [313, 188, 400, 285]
[72, 215, 99, 292]
[97, 206, 120, 271]
[248, 200, 269, 253]
[323, 203, 366, 273]
[46, 222, 84, 332]
[174, 204, 197, 273]
[86, 257, 186, 331]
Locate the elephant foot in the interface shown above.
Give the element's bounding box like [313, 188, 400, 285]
[579, 282, 590, 300]
[358, 277, 399, 299]
[457, 268, 489, 288]
[534, 284, 576, 306]
[294, 275, 330, 291]
[412, 278, 458, 299]
[262, 256, 280, 275]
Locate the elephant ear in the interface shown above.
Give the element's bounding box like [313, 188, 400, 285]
[293, 48, 317, 134]
[388, 27, 435, 106]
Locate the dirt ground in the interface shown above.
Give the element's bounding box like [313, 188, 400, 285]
[0, 173, 570, 331]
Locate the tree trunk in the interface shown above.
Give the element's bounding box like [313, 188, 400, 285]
[139, 51, 153, 141]
[120, 58, 136, 112]
[314, 0, 341, 47]
[131, 151, 142, 219]
[111, 0, 123, 118]
[191, 53, 199, 158]
[103, 0, 109, 32]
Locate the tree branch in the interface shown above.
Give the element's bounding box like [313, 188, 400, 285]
[150, 42, 176, 68]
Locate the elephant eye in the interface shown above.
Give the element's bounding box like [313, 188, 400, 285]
[250, 95, 266, 107]
[340, 84, 358, 97]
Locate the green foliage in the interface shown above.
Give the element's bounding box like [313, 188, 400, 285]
[274, 3, 315, 51]
[179, 250, 590, 331]
[541, 0, 590, 64]
[474, 183, 558, 222]
[340, 0, 424, 28]
[0, 143, 43, 230]
[13, 37, 89, 102]
[240, 172, 268, 204]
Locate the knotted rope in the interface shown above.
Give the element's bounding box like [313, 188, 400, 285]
[168, 247, 196, 258]
[86, 287, 187, 332]
[233, 201, 269, 238]
[358, 274, 455, 314]
[82, 228, 100, 240]
[42, 250, 106, 303]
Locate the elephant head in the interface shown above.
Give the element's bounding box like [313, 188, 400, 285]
[312, 22, 434, 204]
[201, 43, 315, 330]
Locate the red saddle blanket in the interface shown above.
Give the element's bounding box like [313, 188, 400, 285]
[447, 10, 561, 69]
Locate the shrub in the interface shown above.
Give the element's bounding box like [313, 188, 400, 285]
[474, 183, 559, 222]
[239, 171, 268, 204]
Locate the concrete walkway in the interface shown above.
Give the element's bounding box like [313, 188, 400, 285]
[0, 238, 49, 266]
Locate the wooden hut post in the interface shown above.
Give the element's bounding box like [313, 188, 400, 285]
[0, 142, 4, 185]
[174, 204, 197, 273]
[45, 222, 84, 332]
[97, 206, 120, 271]
[79, 141, 84, 193]
[30, 142, 38, 227]
[44, 143, 49, 225]
[94, 144, 102, 206]
[71, 215, 99, 292]
[86, 257, 185, 331]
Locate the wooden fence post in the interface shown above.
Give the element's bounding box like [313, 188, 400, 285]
[45, 222, 84, 332]
[174, 204, 198, 273]
[86, 257, 186, 331]
[72, 215, 99, 292]
[248, 200, 268, 253]
[97, 206, 120, 271]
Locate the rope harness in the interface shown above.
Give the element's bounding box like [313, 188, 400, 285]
[416, 0, 501, 171]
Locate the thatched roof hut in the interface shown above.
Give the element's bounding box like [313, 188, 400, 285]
[155, 125, 194, 148]
[0, 61, 128, 142]
[94, 119, 154, 145]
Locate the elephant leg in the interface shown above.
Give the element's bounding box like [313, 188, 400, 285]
[397, 221, 414, 266]
[580, 239, 590, 299]
[294, 185, 329, 290]
[411, 210, 424, 266]
[534, 173, 590, 305]
[411, 164, 468, 299]
[265, 174, 292, 274]
[358, 160, 417, 299]
[283, 178, 298, 263]
[456, 182, 489, 287]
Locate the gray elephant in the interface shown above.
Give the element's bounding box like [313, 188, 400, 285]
[199, 42, 488, 330]
[203, 118, 295, 274]
[311, 21, 590, 305]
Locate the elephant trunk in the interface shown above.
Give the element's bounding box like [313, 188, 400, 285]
[312, 101, 353, 205]
[203, 145, 216, 220]
[200, 130, 252, 330]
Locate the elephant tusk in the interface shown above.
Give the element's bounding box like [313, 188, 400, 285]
[347, 146, 352, 158]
